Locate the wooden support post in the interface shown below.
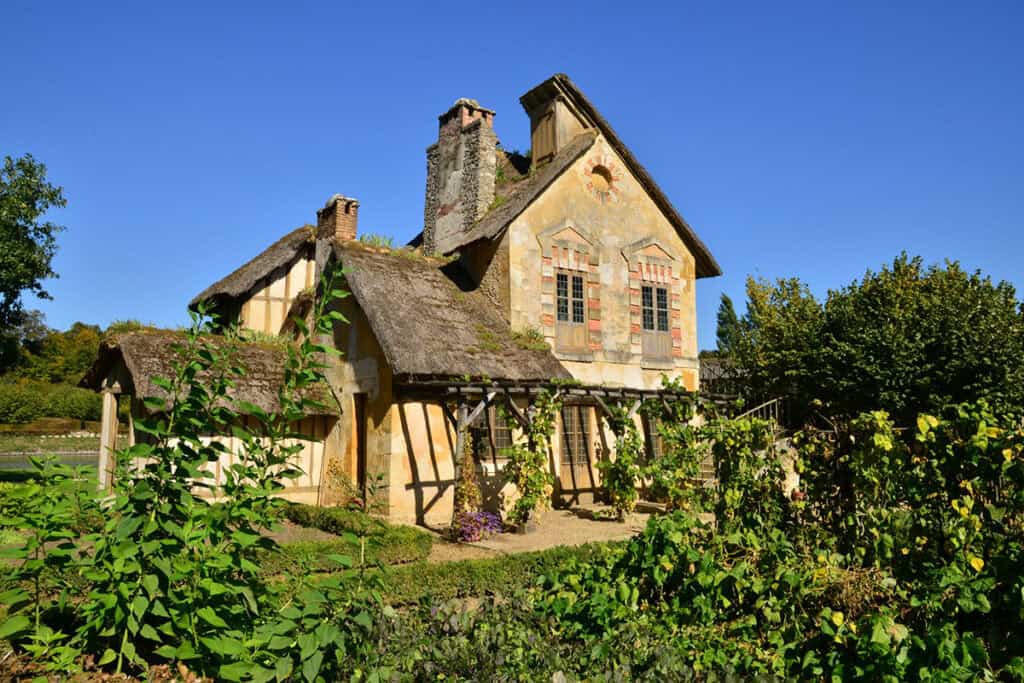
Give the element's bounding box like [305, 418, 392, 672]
[97, 391, 119, 492]
[451, 401, 469, 525]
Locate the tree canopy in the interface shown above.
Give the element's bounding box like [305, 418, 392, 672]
[715, 293, 740, 354]
[732, 254, 1024, 426]
[0, 154, 66, 330]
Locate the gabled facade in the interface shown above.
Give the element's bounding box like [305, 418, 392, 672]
[84, 74, 720, 526]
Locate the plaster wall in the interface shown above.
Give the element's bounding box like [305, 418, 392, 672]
[507, 136, 699, 391]
[240, 256, 316, 335]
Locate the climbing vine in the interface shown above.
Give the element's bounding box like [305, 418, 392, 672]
[597, 404, 643, 521]
[504, 390, 560, 526]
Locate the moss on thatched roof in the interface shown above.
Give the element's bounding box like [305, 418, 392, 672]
[189, 226, 317, 308]
[335, 242, 570, 382]
[80, 330, 331, 415]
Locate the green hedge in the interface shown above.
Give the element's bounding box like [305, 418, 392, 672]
[348, 542, 621, 605]
[263, 504, 434, 573]
[0, 381, 102, 424]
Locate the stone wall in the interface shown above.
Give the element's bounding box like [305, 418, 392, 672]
[422, 99, 497, 255]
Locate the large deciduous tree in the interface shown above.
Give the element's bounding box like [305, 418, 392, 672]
[0, 154, 66, 330]
[732, 254, 1024, 426]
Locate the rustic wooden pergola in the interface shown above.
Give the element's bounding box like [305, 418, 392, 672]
[395, 378, 732, 503]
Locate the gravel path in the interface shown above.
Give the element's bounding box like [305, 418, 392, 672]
[421, 506, 651, 562]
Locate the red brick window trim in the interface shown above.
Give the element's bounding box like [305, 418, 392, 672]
[625, 247, 683, 361]
[539, 226, 601, 357]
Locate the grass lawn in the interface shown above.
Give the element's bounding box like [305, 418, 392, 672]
[0, 433, 99, 454]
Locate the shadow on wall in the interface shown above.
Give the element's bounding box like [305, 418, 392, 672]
[398, 402, 455, 527]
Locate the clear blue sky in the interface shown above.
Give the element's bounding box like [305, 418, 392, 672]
[4, 1, 1022, 351]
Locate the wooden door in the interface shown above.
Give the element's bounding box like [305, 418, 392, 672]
[556, 404, 596, 507]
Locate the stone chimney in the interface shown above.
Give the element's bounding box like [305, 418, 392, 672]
[422, 98, 498, 255]
[317, 194, 359, 242]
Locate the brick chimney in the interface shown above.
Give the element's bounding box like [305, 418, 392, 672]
[422, 98, 497, 255]
[317, 194, 359, 242]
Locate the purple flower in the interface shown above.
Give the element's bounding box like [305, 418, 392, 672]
[453, 510, 503, 542]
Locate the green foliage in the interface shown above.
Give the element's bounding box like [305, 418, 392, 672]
[531, 402, 1024, 679]
[510, 325, 550, 351]
[0, 379, 102, 423]
[715, 292, 740, 354]
[278, 503, 433, 567]
[359, 543, 619, 605]
[357, 233, 394, 248]
[0, 154, 66, 330]
[638, 382, 713, 512]
[733, 254, 1024, 425]
[504, 390, 559, 526]
[596, 404, 643, 520]
[15, 321, 101, 384]
[0, 272, 378, 679]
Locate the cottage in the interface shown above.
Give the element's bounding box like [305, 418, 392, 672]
[82, 74, 720, 526]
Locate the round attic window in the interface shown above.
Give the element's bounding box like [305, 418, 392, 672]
[590, 165, 613, 192]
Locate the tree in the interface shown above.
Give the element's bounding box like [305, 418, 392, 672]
[18, 321, 102, 384]
[0, 309, 49, 373]
[0, 154, 66, 330]
[731, 276, 824, 416]
[731, 254, 1024, 426]
[715, 293, 741, 354]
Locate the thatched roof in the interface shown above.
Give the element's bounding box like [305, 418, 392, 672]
[189, 226, 317, 308]
[335, 242, 570, 382]
[80, 331, 330, 415]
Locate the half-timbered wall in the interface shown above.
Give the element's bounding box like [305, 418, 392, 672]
[240, 256, 316, 335]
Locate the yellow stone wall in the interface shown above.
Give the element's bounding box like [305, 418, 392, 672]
[507, 135, 699, 392]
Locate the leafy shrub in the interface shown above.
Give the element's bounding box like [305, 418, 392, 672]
[259, 528, 432, 574]
[361, 542, 621, 605]
[0, 381, 46, 423]
[532, 405, 1024, 680]
[282, 503, 432, 556]
[0, 273, 384, 681]
[0, 380, 101, 424]
[504, 390, 558, 525]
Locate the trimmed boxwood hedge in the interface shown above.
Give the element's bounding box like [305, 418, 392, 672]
[261, 504, 434, 574]
[331, 542, 622, 605]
